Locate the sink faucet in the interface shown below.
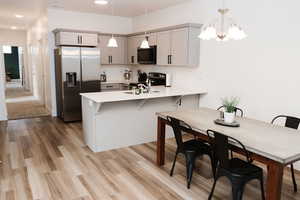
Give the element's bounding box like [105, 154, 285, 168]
[138, 79, 151, 93]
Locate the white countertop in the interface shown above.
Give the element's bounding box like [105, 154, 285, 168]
[80, 86, 207, 103]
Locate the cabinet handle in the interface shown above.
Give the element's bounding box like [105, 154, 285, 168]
[170, 55, 172, 64]
[110, 56, 113, 64]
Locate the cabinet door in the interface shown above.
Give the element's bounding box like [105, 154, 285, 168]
[148, 33, 157, 46]
[157, 31, 171, 66]
[170, 28, 189, 66]
[81, 33, 98, 47]
[111, 36, 126, 65]
[57, 32, 80, 46]
[128, 36, 144, 64]
[128, 37, 136, 64]
[99, 35, 111, 65]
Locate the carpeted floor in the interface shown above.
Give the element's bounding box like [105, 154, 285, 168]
[6, 101, 50, 120]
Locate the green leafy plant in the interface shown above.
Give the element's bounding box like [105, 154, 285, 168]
[222, 97, 239, 113]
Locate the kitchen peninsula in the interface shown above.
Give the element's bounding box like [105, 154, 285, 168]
[80, 86, 207, 152]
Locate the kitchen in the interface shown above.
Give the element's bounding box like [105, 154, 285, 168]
[1, 0, 300, 199]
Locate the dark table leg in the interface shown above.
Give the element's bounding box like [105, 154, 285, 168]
[156, 117, 166, 166]
[266, 161, 284, 200]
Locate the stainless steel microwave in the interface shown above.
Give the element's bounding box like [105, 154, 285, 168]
[137, 46, 157, 65]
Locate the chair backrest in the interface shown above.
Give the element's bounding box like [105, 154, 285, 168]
[167, 116, 192, 149]
[271, 115, 300, 130]
[217, 106, 244, 117]
[207, 130, 252, 169]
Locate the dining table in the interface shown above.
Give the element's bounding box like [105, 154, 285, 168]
[156, 107, 300, 200]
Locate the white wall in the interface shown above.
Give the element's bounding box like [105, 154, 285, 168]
[27, 14, 52, 112]
[133, 0, 300, 168]
[47, 8, 133, 116]
[0, 29, 27, 46]
[0, 29, 28, 120]
[0, 48, 7, 120]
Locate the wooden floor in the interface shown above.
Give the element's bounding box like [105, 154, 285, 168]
[0, 117, 299, 200]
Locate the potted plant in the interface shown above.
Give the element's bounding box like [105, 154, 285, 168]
[221, 97, 239, 123]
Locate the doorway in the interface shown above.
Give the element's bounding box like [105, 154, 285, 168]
[2, 45, 50, 120]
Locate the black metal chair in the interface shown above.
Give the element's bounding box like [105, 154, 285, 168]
[167, 116, 215, 189]
[271, 115, 300, 192]
[218, 106, 244, 159]
[207, 130, 265, 200]
[217, 106, 244, 117]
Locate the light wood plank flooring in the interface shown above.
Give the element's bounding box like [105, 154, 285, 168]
[0, 117, 299, 200]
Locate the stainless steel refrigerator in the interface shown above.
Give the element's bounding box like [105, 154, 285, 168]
[54, 47, 101, 122]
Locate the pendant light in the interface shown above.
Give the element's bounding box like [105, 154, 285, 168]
[140, 6, 150, 49]
[199, 0, 247, 41]
[107, 0, 118, 48]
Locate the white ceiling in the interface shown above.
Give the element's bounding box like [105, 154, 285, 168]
[0, 0, 190, 30]
[0, 0, 46, 30]
[48, 0, 190, 17]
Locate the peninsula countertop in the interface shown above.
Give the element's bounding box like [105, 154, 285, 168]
[80, 86, 207, 103]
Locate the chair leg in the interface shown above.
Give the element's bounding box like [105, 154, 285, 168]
[291, 164, 298, 192]
[232, 185, 244, 200]
[185, 152, 196, 189]
[170, 152, 178, 177]
[209, 154, 216, 179]
[259, 176, 265, 200]
[208, 176, 219, 200]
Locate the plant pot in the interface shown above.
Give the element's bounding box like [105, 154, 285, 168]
[224, 112, 235, 124]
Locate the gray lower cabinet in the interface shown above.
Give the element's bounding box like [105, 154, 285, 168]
[99, 35, 128, 65]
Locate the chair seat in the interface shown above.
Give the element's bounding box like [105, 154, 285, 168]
[181, 139, 211, 154]
[228, 158, 262, 177]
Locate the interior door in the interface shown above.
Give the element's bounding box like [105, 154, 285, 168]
[170, 28, 189, 66]
[157, 31, 171, 66]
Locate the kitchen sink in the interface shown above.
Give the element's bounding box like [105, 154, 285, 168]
[124, 90, 160, 95]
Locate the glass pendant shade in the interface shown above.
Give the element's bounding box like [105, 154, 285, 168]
[227, 24, 247, 40]
[107, 36, 118, 48]
[198, 25, 217, 40]
[140, 37, 150, 49]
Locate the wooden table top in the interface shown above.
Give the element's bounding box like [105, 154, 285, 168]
[157, 107, 300, 164]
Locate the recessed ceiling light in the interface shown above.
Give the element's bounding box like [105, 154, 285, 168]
[94, 0, 108, 5]
[15, 14, 24, 18]
[11, 26, 17, 30]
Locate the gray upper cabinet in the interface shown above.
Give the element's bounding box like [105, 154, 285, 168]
[99, 35, 127, 65]
[157, 31, 171, 66]
[157, 27, 200, 66]
[128, 33, 157, 65]
[55, 31, 98, 47]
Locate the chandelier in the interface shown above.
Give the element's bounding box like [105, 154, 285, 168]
[199, 1, 247, 41]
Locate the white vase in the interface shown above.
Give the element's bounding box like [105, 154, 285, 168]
[224, 112, 235, 123]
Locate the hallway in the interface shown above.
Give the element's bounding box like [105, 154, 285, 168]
[5, 82, 50, 120]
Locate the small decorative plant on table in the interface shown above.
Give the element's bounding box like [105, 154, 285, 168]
[221, 97, 239, 123]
